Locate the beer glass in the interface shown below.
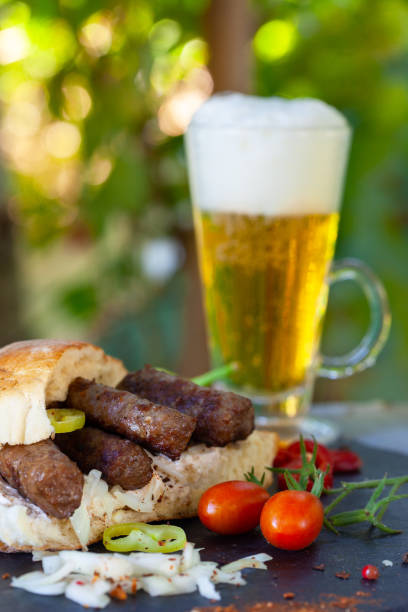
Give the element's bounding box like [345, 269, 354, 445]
[185, 95, 390, 439]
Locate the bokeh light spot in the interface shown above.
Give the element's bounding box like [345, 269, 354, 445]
[45, 122, 81, 159]
[253, 20, 296, 62]
[158, 67, 213, 136]
[149, 19, 181, 53]
[80, 19, 112, 57]
[63, 82, 92, 121]
[86, 154, 113, 186]
[0, 26, 30, 64]
[159, 90, 206, 136]
[179, 38, 208, 69]
[25, 50, 57, 79]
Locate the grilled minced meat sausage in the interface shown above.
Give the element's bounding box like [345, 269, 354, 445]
[55, 426, 153, 490]
[0, 439, 83, 518]
[67, 377, 196, 460]
[118, 366, 254, 447]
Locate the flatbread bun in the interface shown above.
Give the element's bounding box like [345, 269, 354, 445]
[0, 340, 127, 445]
[0, 339, 278, 552]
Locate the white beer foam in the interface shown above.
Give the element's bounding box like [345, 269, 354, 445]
[185, 94, 351, 216]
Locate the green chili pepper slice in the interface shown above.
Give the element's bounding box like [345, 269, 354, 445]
[47, 408, 85, 434]
[103, 522, 187, 553]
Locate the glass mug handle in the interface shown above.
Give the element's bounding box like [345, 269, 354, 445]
[318, 258, 391, 380]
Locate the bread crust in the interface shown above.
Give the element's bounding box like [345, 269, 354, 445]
[0, 339, 127, 445]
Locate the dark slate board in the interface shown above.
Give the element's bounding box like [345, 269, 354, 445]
[1, 442, 408, 611]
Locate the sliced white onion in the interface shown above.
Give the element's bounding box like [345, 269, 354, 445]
[221, 553, 272, 573]
[180, 541, 200, 571]
[32, 551, 53, 562]
[42, 555, 62, 575]
[185, 561, 218, 578]
[11, 571, 48, 586]
[13, 543, 270, 608]
[12, 563, 73, 588]
[129, 552, 180, 577]
[59, 551, 135, 581]
[65, 579, 111, 609]
[212, 569, 246, 585]
[111, 473, 164, 513]
[141, 574, 197, 596]
[11, 580, 67, 596]
[70, 470, 105, 550]
[196, 574, 220, 600]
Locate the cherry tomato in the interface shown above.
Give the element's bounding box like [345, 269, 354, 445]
[260, 490, 324, 551]
[361, 564, 379, 580]
[198, 481, 270, 535]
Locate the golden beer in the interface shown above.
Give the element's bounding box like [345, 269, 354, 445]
[194, 209, 339, 394]
[186, 94, 353, 424]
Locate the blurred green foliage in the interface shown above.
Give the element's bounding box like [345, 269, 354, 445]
[0, 0, 407, 398]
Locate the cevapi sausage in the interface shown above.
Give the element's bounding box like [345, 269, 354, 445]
[117, 366, 254, 447]
[67, 378, 196, 459]
[55, 427, 153, 490]
[0, 439, 83, 519]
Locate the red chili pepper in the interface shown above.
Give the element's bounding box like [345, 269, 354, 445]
[273, 439, 363, 492]
[276, 457, 334, 492]
[273, 447, 295, 468]
[286, 439, 332, 464]
[329, 449, 362, 473]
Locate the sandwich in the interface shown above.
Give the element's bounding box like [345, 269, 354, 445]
[0, 339, 278, 552]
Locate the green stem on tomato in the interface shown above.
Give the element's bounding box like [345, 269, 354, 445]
[323, 517, 339, 535]
[155, 363, 237, 386]
[326, 475, 408, 494]
[374, 493, 408, 511]
[268, 466, 303, 475]
[192, 363, 237, 386]
[376, 481, 402, 522]
[370, 520, 401, 535]
[323, 489, 352, 515]
[329, 509, 371, 527]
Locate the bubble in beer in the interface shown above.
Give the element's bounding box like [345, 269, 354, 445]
[185, 94, 351, 217]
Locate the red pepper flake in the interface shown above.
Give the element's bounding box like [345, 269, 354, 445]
[283, 592, 295, 599]
[332, 597, 358, 609]
[131, 578, 137, 594]
[76, 580, 84, 586]
[402, 552, 408, 565]
[2, 573, 10, 580]
[91, 572, 100, 583]
[110, 585, 127, 601]
[335, 571, 350, 580]
[312, 563, 325, 571]
[361, 564, 379, 580]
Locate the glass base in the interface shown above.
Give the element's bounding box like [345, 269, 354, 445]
[255, 415, 339, 445]
[215, 379, 339, 444]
